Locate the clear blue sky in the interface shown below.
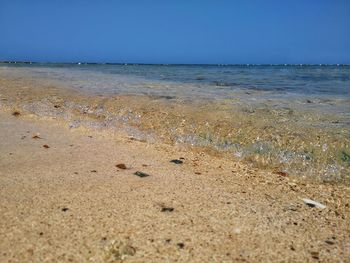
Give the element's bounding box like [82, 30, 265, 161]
[0, 0, 349, 64]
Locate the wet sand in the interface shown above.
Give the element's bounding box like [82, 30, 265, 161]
[0, 76, 349, 184]
[0, 109, 350, 262]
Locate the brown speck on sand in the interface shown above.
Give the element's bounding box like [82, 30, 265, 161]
[12, 111, 20, 116]
[310, 251, 319, 260]
[177, 243, 185, 249]
[116, 163, 127, 169]
[274, 171, 288, 177]
[43, 144, 50, 149]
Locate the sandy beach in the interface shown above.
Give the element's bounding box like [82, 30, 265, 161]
[1, 1, 350, 261]
[0, 106, 349, 262]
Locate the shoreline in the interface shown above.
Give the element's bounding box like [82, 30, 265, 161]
[0, 75, 349, 183]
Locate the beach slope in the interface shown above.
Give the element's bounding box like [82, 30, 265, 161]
[0, 111, 349, 262]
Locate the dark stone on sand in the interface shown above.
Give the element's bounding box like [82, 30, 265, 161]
[310, 251, 319, 260]
[134, 171, 150, 178]
[116, 163, 127, 169]
[161, 207, 174, 212]
[325, 240, 335, 245]
[61, 208, 69, 212]
[177, 243, 185, 249]
[12, 111, 21, 116]
[90, 170, 97, 173]
[43, 144, 50, 149]
[170, 159, 183, 164]
[274, 171, 288, 177]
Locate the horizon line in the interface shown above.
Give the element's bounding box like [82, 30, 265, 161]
[1, 61, 349, 66]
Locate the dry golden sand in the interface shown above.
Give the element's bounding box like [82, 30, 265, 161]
[0, 111, 349, 263]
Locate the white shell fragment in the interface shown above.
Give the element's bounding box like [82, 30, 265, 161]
[302, 198, 326, 209]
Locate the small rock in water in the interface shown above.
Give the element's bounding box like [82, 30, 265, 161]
[170, 159, 183, 164]
[134, 171, 150, 178]
[116, 163, 127, 169]
[302, 198, 326, 209]
[161, 207, 174, 212]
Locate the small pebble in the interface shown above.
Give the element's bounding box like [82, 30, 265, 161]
[116, 163, 127, 169]
[325, 240, 334, 245]
[134, 171, 150, 178]
[177, 243, 185, 249]
[274, 171, 288, 177]
[61, 208, 69, 212]
[12, 111, 20, 116]
[161, 207, 174, 212]
[310, 251, 319, 259]
[170, 159, 183, 164]
[43, 144, 50, 149]
[302, 198, 326, 209]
